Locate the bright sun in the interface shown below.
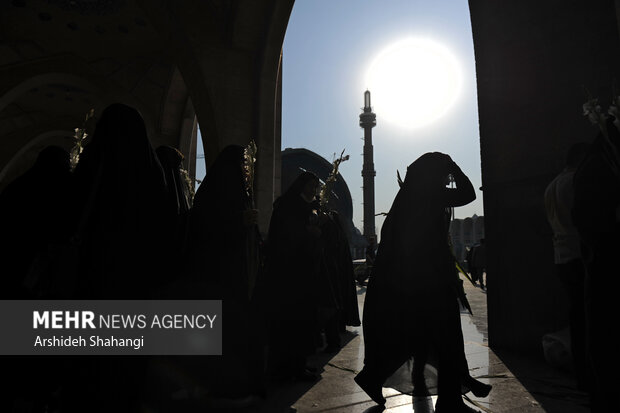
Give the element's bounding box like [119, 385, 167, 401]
[365, 38, 462, 130]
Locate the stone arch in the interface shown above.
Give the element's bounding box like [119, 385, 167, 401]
[0, 56, 162, 142]
[134, 0, 222, 169]
[158, 66, 198, 179]
[0, 69, 140, 184]
[254, 2, 292, 230]
[0, 66, 177, 188]
[0, 72, 100, 115]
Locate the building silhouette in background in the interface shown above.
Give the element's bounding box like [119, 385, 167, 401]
[450, 214, 485, 263]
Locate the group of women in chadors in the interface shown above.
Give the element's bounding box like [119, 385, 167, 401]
[0, 103, 361, 411]
[0, 102, 491, 413]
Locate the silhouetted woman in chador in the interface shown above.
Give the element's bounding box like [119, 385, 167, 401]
[65, 103, 171, 412]
[191, 145, 261, 301]
[0, 146, 74, 410]
[0, 145, 74, 299]
[318, 209, 361, 351]
[188, 144, 264, 400]
[73, 103, 172, 298]
[328, 211, 361, 331]
[264, 171, 323, 381]
[355, 152, 487, 413]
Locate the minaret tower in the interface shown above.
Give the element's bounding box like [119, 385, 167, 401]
[360, 90, 377, 241]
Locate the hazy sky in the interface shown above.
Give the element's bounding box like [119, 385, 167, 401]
[197, 0, 482, 237]
[282, 0, 482, 236]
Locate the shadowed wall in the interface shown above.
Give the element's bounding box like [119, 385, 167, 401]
[469, 0, 620, 353]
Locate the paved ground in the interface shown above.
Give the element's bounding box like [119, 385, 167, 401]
[255, 276, 591, 413]
[151, 276, 591, 412]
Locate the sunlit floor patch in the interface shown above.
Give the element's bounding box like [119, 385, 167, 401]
[287, 277, 573, 413]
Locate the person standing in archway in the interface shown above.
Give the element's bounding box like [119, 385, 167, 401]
[572, 117, 620, 412]
[544, 142, 590, 391]
[471, 238, 486, 290]
[355, 152, 484, 413]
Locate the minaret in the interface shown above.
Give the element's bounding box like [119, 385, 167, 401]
[360, 90, 377, 241]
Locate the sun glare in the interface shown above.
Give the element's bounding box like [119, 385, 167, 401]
[365, 37, 462, 130]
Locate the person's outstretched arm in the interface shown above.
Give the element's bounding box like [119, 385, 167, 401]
[442, 160, 476, 207]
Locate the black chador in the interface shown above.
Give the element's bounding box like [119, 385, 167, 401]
[0, 146, 74, 409]
[263, 171, 323, 381]
[355, 152, 490, 412]
[0, 146, 74, 299]
[191, 145, 260, 300]
[59, 104, 172, 412]
[73, 103, 172, 299]
[188, 144, 264, 399]
[317, 209, 361, 349]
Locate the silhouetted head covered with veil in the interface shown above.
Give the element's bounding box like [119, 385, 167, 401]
[267, 170, 320, 274]
[77, 103, 167, 204]
[193, 145, 247, 230]
[279, 170, 320, 203]
[36, 145, 71, 171]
